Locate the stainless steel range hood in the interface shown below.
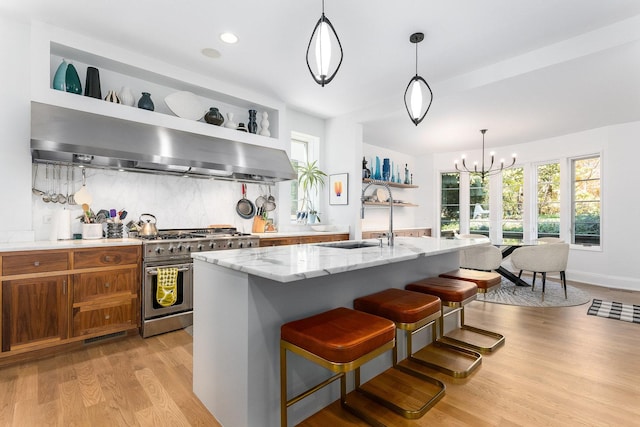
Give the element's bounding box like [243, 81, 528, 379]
[30, 102, 297, 183]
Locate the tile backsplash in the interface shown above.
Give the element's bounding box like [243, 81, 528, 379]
[32, 164, 273, 240]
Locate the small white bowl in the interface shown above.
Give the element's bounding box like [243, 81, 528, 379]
[164, 91, 206, 120]
[311, 225, 336, 232]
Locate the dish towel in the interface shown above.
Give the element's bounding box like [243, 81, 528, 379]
[156, 267, 178, 307]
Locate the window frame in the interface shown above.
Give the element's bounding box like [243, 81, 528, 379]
[570, 153, 602, 249]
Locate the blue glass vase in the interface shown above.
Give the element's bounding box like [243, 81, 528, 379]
[382, 158, 390, 181]
[64, 63, 82, 95]
[375, 156, 381, 180]
[53, 59, 67, 91]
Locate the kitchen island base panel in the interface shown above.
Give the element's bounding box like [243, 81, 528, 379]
[193, 252, 460, 427]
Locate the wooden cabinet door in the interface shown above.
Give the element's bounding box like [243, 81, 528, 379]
[72, 267, 139, 337]
[2, 276, 68, 351]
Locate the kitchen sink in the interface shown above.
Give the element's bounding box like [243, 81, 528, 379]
[316, 241, 379, 249]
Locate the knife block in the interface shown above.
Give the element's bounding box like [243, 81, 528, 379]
[252, 216, 266, 233]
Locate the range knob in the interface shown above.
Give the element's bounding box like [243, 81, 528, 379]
[176, 244, 183, 251]
[155, 247, 164, 254]
[227, 241, 233, 248]
[185, 245, 192, 252]
[209, 242, 215, 249]
[247, 241, 254, 247]
[238, 242, 244, 248]
[168, 246, 175, 253]
[197, 243, 204, 251]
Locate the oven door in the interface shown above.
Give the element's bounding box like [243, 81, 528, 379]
[143, 262, 193, 320]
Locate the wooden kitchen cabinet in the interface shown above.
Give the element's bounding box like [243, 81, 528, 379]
[2, 275, 69, 352]
[0, 245, 141, 363]
[259, 233, 349, 247]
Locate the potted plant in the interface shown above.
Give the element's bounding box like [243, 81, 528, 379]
[295, 160, 327, 223]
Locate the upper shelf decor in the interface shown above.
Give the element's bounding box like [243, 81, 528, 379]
[164, 91, 206, 121]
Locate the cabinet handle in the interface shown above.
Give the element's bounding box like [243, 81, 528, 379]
[63, 280, 67, 295]
[104, 256, 113, 262]
[104, 282, 111, 288]
[104, 314, 110, 320]
[34, 261, 40, 267]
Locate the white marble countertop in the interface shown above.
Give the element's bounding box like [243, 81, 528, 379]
[192, 236, 482, 283]
[0, 238, 141, 252]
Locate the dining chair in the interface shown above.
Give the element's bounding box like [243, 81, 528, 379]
[509, 243, 569, 301]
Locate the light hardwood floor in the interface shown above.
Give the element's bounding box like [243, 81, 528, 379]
[1, 281, 638, 426]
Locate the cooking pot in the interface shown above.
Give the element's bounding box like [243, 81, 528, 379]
[138, 213, 158, 237]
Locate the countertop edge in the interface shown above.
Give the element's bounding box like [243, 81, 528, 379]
[0, 238, 142, 252]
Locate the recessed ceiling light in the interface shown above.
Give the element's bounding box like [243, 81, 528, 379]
[201, 48, 221, 59]
[220, 32, 238, 44]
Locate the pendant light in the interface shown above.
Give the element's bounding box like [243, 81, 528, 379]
[404, 32, 433, 126]
[306, 0, 343, 86]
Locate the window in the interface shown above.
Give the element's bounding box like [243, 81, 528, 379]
[536, 163, 560, 238]
[502, 167, 524, 239]
[440, 172, 460, 237]
[290, 138, 309, 219]
[572, 156, 601, 246]
[469, 174, 489, 236]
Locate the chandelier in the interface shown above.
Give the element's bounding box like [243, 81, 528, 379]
[306, 0, 343, 87]
[454, 129, 516, 179]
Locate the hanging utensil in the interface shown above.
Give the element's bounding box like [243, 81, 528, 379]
[66, 165, 76, 205]
[56, 165, 67, 204]
[74, 167, 93, 205]
[42, 164, 52, 203]
[32, 164, 45, 196]
[236, 183, 256, 219]
[264, 185, 276, 211]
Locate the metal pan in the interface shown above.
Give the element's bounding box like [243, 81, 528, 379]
[236, 183, 256, 219]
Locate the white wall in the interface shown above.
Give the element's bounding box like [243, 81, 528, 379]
[0, 15, 34, 242]
[434, 121, 640, 291]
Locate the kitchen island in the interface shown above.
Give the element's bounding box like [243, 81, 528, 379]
[191, 236, 483, 427]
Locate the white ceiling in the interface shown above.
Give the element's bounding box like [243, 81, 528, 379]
[3, 0, 640, 155]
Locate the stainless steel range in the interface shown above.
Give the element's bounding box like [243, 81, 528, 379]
[140, 227, 259, 338]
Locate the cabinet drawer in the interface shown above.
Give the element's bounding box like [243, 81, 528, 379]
[73, 302, 134, 337]
[73, 268, 138, 303]
[2, 252, 69, 276]
[73, 246, 139, 269]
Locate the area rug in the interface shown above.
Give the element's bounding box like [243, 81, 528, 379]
[479, 278, 591, 307]
[587, 299, 640, 324]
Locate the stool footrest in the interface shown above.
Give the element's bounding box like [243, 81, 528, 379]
[354, 365, 446, 419]
[410, 341, 482, 378]
[442, 325, 505, 354]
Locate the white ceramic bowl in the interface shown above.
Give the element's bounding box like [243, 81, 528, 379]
[311, 225, 336, 232]
[164, 91, 206, 120]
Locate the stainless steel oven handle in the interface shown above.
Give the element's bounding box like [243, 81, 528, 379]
[146, 265, 192, 276]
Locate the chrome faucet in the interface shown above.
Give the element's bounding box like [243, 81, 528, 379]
[361, 180, 394, 246]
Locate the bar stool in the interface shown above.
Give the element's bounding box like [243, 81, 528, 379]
[406, 277, 505, 354]
[352, 288, 445, 418]
[355, 288, 481, 382]
[439, 268, 502, 298]
[280, 307, 395, 427]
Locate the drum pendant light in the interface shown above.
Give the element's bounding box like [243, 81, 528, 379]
[404, 32, 433, 126]
[306, 0, 343, 86]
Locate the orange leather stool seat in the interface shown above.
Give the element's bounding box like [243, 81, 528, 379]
[406, 276, 478, 303]
[406, 276, 505, 354]
[354, 288, 441, 324]
[281, 307, 395, 363]
[280, 307, 395, 426]
[439, 269, 502, 293]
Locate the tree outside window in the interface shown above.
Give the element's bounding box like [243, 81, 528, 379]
[502, 167, 524, 239]
[469, 174, 489, 235]
[440, 172, 460, 237]
[572, 156, 600, 245]
[537, 163, 560, 238]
